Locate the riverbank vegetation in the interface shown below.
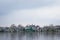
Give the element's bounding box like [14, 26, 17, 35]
[0, 24, 60, 32]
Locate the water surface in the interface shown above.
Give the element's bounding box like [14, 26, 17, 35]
[0, 32, 60, 40]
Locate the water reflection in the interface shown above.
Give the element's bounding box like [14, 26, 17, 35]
[0, 32, 60, 40]
[10, 33, 18, 40]
[18, 32, 25, 40]
[25, 32, 39, 40]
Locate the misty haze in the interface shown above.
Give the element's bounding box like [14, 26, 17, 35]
[0, 0, 60, 40]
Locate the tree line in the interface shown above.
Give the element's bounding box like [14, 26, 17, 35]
[0, 24, 60, 32]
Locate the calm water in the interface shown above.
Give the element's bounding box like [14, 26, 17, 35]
[0, 32, 60, 40]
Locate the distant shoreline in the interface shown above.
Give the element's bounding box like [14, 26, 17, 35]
[0, 24, 60, 32]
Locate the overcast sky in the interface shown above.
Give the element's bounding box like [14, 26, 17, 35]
[0, 0, 60, 27]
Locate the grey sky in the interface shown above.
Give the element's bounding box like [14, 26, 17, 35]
[0, 0, 60, 27]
